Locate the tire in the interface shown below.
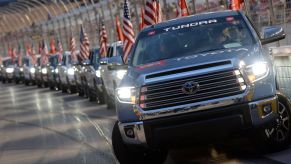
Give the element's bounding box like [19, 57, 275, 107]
[61, 84, 67, 93]
[15, 79, 19, 84]
[25, 80, 29, 86]
[112, 121, 168, 164]
[95, 81, 105, 104]
[2, 78, 6, 84]
[8, 79, 12, 83]
[253, 96, 291, 152]
[105, 91, 114, 109]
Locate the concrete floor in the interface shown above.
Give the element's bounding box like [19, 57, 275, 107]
[0, 83, 291, 164]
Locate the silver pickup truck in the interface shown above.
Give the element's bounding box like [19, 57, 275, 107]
[112, 11, 291, 164]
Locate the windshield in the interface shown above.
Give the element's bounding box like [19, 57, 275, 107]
[116, 45, 123, 57]
[3, 59, 12, 66]
[132, 15, 255, 66]
[49, 56, 58, 67]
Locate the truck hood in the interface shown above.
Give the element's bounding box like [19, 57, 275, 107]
[123, 45, 265, 87]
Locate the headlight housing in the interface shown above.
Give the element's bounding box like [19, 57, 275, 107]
[95, 70, 101, 78]
[20, 68, 23, 72]
[30, 67, 36, 73]
[6, 68, 14, 73]
[67, 68, 75, 75]
[55, 68, 58, 74]
[116, 70, 127, 80]
[41, 68, 48, 74]
[245, 62, 269, 83]
[116, 87, 136, 104]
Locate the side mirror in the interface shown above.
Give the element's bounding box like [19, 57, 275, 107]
[261, 26, 286, 45]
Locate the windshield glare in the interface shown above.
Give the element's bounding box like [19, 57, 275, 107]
[132, 16, 255, 66]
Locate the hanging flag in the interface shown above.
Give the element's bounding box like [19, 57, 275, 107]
[156, 0, 162, 23]
[70, 34, 78, 62]
[57, 39, 63, 63]
[177, 0, 189, 17]
[50, 37, 56, 54]
[38, 41, 42, 54]
[145, 0, 157, 26]
[80, 26, 90, 61]
[139, 7, 145, 31]
[144, 0, 162, 26]
[12, 47, 17, 64]
[31, 43, 37, 65]
[41, 39, 49, 66]
[99, 19, 108, 58]
[122, 0, 135, 63]
[17, 43, 22, 66]
[231, 0, 243, 10]
[115, 15, 124, 41]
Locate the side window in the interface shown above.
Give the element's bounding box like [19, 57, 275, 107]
[62, 55, 66, 65]
[107, 47, 113, 58]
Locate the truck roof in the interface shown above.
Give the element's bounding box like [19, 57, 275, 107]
[141, 10, 240, 32]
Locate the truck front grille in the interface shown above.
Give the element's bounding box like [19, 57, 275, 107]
[139, 69, 246, 111]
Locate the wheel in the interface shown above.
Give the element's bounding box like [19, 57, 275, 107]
[253, 96, 291, 152]
[2, 78, 6, 84]
[88, 89, 96, 102]
[105, 91, 114, 109]
[8, 79, 12, 83]
[61, 84, 67, 93]
[15, 79, 19, 84]
[94, 81, 105, 104]
[37, 80, 42, 88]
[112, 121, 167, 164]
[44, 82, 49, 88]
[25, 80, 30, 86]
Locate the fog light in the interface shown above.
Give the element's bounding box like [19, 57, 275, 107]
[124, 126, 135, 138]
[263, 104, 272, 116]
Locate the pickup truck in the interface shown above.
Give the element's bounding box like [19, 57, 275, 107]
[57, 51, 78, 93]
[1, 57, 13, 83]
[100, 41, 125, 108]
[13, 59, 25, 84]
[112, 11, 291, 164]
[47, 54, 60, 90]
[82, 49, 104, 103]
[23, 55, 39, 86]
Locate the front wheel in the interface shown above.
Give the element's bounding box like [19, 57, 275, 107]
[112, 122, 168, 164]
[254, 96, 291, 152]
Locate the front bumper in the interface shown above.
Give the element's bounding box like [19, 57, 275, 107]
[119, 96, 278, 148]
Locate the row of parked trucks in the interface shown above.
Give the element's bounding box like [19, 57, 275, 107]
[0, 41, 124, 109]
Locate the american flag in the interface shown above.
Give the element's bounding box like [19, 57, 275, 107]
[50, 37, 56, 54]
[17, 43, 22, 66]
[41, 39, 49, 66]
[122, 0, 135, 63]
[177, 0, 189, 17]
[144, 0, 162, 26]
[70, 35, 78, 62]
[80, 26, 90, 61]
[99, 19, 108, 58]
[57, 39, 63, 63]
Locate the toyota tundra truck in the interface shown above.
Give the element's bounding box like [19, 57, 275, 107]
[112, 11, 291, 164]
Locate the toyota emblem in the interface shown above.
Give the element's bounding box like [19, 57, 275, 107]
[181, 81, 200, 94]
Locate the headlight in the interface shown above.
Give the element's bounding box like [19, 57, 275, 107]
[20, 68, 23, 72]
[245, 62, 269, 83]
[116, 87, 136, 104]
[67, 68, 75, 75]
[95, 70, 101, 78]
[30, 68, 36, 73]
[116, 70, 127, 80]
[55, 68, 58, 74]
[41, 68, 48, 74]
[6, 68, 14, 73]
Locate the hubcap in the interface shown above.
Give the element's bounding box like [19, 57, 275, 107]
[265, 102, 290, 142]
